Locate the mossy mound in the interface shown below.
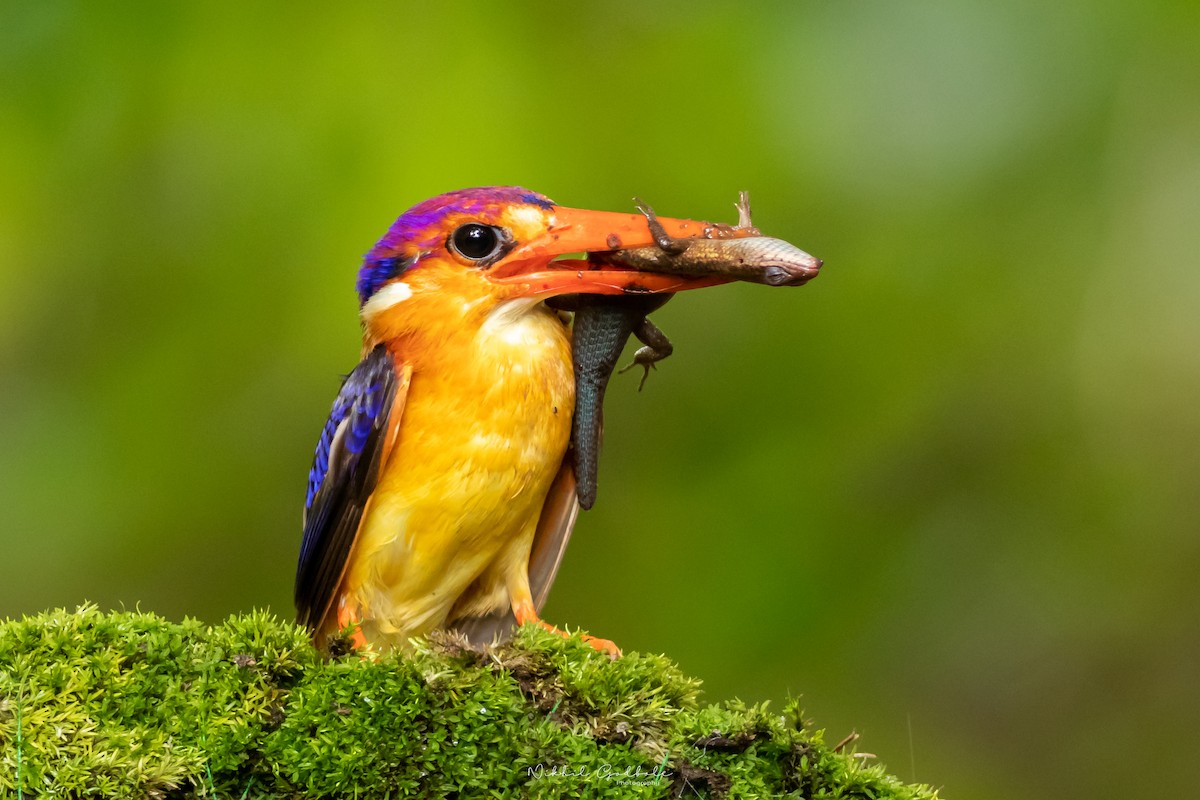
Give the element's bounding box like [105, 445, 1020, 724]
[0, 606, 940, 798]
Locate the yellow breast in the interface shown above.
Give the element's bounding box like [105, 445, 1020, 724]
[342, 298, 574, 645]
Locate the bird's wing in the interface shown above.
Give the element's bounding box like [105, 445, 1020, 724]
[455, 458, 581, 645]
[295, 344, 410, 631]
[529, 458, 582, 609]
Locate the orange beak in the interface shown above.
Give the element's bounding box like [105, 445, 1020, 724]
[490, 206, 751, 297]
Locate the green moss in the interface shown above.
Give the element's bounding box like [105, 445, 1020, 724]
[0, 606, 940, 799]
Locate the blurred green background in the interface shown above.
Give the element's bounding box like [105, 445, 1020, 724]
[3, 2, 1198, 797]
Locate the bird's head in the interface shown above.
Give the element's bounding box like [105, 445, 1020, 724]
[356, 186, 732, 345]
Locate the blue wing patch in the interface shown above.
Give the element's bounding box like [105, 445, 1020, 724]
[295, 344, 399, 630]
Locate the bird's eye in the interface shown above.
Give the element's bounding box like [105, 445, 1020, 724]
[450, 223, 504, 262]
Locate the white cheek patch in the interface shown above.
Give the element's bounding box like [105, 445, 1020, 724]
[361, 281, 414, 319]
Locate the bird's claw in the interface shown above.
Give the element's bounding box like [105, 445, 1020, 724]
[581, 634, 622, 659]
[524, 615, 622, 659]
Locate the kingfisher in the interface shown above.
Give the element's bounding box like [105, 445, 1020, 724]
[294, 186, 749, 655]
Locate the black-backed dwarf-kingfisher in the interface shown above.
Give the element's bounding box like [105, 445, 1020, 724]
[295, 186, 820, 656]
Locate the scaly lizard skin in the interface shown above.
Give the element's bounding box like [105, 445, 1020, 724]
[564, 192, 824, 510]
[568, 293, 672, 509]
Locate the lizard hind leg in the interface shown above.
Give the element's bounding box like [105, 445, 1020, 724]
[619, 316, 674, 391]
[633, 198, 690, 255]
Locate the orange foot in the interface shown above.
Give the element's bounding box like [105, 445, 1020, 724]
[336, 599, 369, 651]
[513, 599, 622, 658]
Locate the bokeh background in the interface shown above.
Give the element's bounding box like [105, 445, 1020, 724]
[3, 2, 1198, 797]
